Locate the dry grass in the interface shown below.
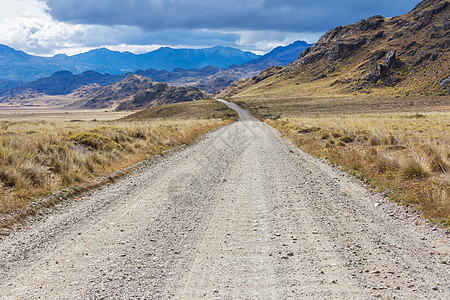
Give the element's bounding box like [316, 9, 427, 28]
[267, 111, 450, 225]
[0, 107, 134, 122]
[231, 95, 450, 119]
[0, 117, 231, 213]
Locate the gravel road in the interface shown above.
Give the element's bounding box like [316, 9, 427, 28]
[0, 99, 449, 299]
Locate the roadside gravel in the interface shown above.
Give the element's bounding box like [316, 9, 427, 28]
[0, 100, 448, 299]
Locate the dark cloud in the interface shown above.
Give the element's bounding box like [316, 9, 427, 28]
[45, 0, 419, 33]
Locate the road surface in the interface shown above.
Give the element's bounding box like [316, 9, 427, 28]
[0, 100, 448, 299]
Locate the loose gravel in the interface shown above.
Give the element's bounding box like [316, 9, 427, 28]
[0, 100, 448, 299]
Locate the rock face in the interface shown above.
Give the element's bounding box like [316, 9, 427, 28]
[384, 51, 397, 68]
[218, 0, 450, 98]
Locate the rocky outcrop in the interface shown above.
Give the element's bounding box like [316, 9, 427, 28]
[384, 51, 397, 68]
[366, 60, 382, 83]
[440, 76, 450, 86]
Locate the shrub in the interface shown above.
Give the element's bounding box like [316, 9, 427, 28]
[339, 136, 354, 144]
[69, 133, 122, 151]
[319, 132, 330, 139]
[422, 145, 449, 173]
[402, 158, 430, 179]
[298, 126, 321, 134]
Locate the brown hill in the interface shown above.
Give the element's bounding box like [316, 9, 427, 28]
[116, 81, 206, 110]
[80, 74, 155, 109]
[218, 0, 450, 99]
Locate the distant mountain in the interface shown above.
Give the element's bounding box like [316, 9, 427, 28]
[135, 41, 312, 93]
[0, 44, 120, 82]
[243, 41, 311, 67]
[0, 45, 260, 82]
[0, 70, 127, 101]
[0, 40, 311, 103]
[218, 0, 450, 98]
[72, 46, 260, 72]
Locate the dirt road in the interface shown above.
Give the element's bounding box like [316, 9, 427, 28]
[0, 100, 448, 299]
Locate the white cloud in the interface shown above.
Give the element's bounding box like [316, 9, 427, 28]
[0, 0, 86, 55]
[232, 30, 322, 52]
[0, 0, 321, 56]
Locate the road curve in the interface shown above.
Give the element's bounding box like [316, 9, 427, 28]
[0, 100, 448, 299]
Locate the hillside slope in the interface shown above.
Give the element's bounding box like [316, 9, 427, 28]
[219, 0, 450, 98]
[79, 74, 156, 109]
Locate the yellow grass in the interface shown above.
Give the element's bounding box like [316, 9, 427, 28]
[0, 118, 231, 213]
[267, 111, 450, 225]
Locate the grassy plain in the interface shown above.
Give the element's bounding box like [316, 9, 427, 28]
[0, 100, 236, 214]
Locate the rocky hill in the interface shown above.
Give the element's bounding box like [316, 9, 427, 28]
[218, 0, 450, 98]
[66, 74, 206, 110]
[116, 81, 206, 110]
[79, 74, 156, 109]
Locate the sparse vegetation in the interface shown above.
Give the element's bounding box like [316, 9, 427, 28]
[267, 111, 450, 224]
[0, 100, 236, 213]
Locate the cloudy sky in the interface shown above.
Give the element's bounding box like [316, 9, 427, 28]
[0, 0, 419, 56]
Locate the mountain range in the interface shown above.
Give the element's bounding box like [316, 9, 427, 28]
[0, 40, 312, 101]
[72, 46, 259, 72]
[135, 41, 312, 93]
[0, 45, 260, 82]
[218, 0, 450, 98]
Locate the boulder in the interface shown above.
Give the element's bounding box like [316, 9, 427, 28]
[384, 51, 397, 68]
[440, 76, 450, 86]
[366, 60, 382, 83]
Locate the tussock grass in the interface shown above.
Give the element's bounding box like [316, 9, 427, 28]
[0, 118, 231, 213]
[267, 111, 450, 224]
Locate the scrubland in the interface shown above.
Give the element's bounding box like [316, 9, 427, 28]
[0, 101, 235, 214]
[267, 111, 450, 224]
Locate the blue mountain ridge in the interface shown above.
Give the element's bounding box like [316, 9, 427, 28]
[0, 41, 312, 97]
[0, 45, 260, 82]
